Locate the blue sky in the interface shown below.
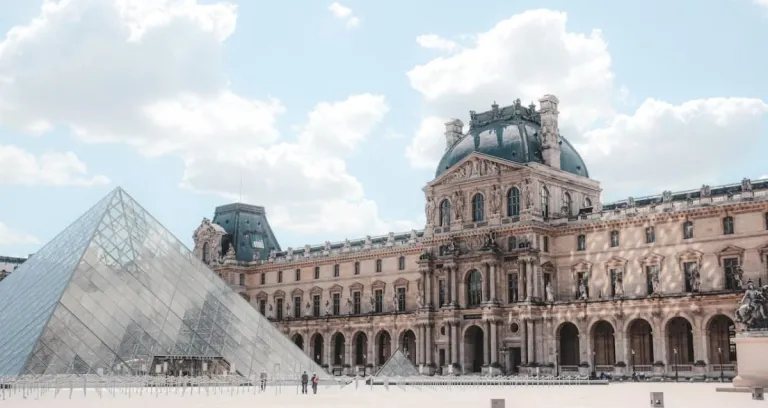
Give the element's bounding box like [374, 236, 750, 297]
[0, 0, 767, 258]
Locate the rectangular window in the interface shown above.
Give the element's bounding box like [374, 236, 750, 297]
[508, 236, 517, 251]
[438, 279, 446, 307]
[645, 227, 655, 244]
[332, 293, 340, 315]
[374, 289, 383, 313]
[683, 262, 696, 292]
[278, 270, 283, 283]
[609, 269, 618, 297]
[645, 265, 658, 295]
[396, 287, 406, 312]
[260, 273, 265, 285]
[508, 273, 518, 303]
[723, 216, 735, 235]
[375, 259, 382, 273]
[294, 296, 301, 318]
[334, 264, 340, 277]
[312, 295, 320, 317]
[610, 231, 619, 247]
[353, 291, 361, 314]
[354, 262, 360, 275]
[239, 273, 245, 286]
[724, 258, 740, 290]
[314, 266, 320, 279]
[542, 236, 549, 252]
[295, 269, 301, 281]
[276, 298, 283, 320]
[577, 235, 586, 251]
[259, 299, 266, 316]
[683, 221, 694, 240]
[398, 256, 406, 270]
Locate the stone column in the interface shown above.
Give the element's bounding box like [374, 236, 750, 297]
[616, 332, 628, 364]
[425, 271, 432, 307]
[417, 325, 424, 365]
[325, 332, 332, 366]
[489, 262, 497, 302]
[695, 328, 708, 363]
[454, 267, 460, 306]
[518, 263, 525, 301]
[531, 261, 540, 300]
[446, 267, 453, 304]
[345, 335, 352, 367]
[490, 321, 498, 364]
[426, 324, 433, 365]
[451, 323, 459, 366]
[527, 320, 536, 363]
[521, 319, 528, 364]
[367, 330, 375, 367]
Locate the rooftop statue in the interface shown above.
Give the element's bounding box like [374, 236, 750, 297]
[735, 280, 768, 330]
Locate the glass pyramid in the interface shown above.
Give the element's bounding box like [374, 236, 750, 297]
[374, 348, 420, 377]
[0, 187, 326, 378]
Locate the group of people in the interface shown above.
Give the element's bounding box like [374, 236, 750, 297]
[258, 370, 319, 394]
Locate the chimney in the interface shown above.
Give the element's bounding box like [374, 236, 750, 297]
[444, 119, 464, 151]
[538, 94, 561, 169]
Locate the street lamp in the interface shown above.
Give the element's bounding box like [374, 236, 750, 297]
[718, 347, 724, 382]
[631, 349, 636, 379]
[591, 350, 596, 379]
[673, 348, 678, 382]
[556, 351, 560, 377]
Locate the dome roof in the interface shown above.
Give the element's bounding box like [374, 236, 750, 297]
[435, 101, 589, 179]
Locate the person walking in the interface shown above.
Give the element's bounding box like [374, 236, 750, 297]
[300, 371, 308, 394]
[259, 369, 267, 391]
[311, 373, 318, 394]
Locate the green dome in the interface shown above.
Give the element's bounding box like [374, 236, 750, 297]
[435, 104, 589, 179]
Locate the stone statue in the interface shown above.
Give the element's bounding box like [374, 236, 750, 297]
[417, 289, 424, 308]
[523, 179, 533, 209]
[490, 185, 502, 214]
[286, 247, 293, 258]
[614, 271, 624, 297]
[742, 178, 753, 192]
[481, 230, 498, 251]
[387, 232, 395, 243]
[346, 297, 353, 314]
[305, 301, 311, 316]
[364, 235, 372, 248]
[545, 282, 554, 302]
[689, 266, 701, 292]
[471, 160, 480, 177]
[700, 184, 712, 197]
[733, 267, 745, 290]
[268, 303, 273, 319]
[286, 301, 291, 315]
[425, 196, 436, 224]
[578, 279, 588, 300]
[343, 239, 351, 250]
[324, 299, 331, 316]
[662, 190, 672, 203]
[224, 245, 236, 261]
[452, 191, 465, 220]
[324, 241, 331, 252]
[651, 268, 661, 294]
[392, 294, 399, 312]
[369, 295, 376, 312]
[735, 280, 768, 329]
[304, 244, 311, 257]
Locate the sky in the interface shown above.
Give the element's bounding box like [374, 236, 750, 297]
[0, 0, 767, 258]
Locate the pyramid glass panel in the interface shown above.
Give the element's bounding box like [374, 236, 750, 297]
[0, 187, 327, 378]
[374, 348, 420, 377]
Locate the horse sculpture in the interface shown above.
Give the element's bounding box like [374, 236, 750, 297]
[735, 282, 768, 329]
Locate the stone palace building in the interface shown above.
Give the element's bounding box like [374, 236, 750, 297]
[192, 95, 768, 377]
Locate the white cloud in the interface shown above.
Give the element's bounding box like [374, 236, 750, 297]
[576, 98, 768, 197]
[0, 145, 110, 186]
[405, 9, 616, 168]
[328, 2, 359, 29]
[0, 221, 38, 246]
[416, 34, 458, 52]
[754, 0, 768, 9]
[0, 0, 416, 241]
[404, 9, 768, 198]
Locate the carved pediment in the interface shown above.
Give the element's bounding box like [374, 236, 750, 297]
[571, 260, 592, 276]
[639, 252, 665, 266]
[273, 289, 285, 298]
[540, 261, 556, 271]
[329, 284, 343, 294]
[371, 280, 386, 290]
[309, 286, 323, 295]
[291, 288, 304, 297]
[349, 282, 364, 293]
[605, 256, 628, 270]
[716, 245, 744, 266]
[255, 291, 268, 300]
[429, 154, 519, 187]
[393, 277, 410, 289]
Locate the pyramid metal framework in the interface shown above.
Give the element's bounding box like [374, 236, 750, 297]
[0, 187, 326, 378]
[374, 348, 420, 377]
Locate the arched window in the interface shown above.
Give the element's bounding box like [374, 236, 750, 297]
[507, 187, 520, 217]
[540, 186, 550, 219]
[584, 197, 592, 208]
[239, 273, 245, 286]
[439, 199, 451, 227]
[563, 192, 572, 217]
[202, 242, 210, 263]
[466, 270, 483, 307]
[683, 221, 694, 240]
[398, 256, 405, 270]
[472, 193, 485, 222]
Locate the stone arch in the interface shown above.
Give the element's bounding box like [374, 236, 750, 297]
[374, 329, 392, 365]
[465, 268, 483, 307]
[590, 320, 616, 366]
[706, 314, 737, 365]
[399, 329, 417, 365]
[627, 318, 654, 366]
[463, 324, 485, 373]
[666, 316, 694, 365]
[309, 332, 324, 364]
[555, 322, 580, 366]
[292, 333, 304, 351]
[507, 186, 520, 217]
[331, 332, 346, 365]
[352, 331, 368, 366]
[439, 198, 451, 227]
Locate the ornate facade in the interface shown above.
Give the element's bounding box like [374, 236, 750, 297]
[193, 95, 767, 377]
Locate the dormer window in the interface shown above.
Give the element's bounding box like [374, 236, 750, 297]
[472, 193, 485, 222]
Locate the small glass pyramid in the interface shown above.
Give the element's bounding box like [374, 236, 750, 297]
[0, 187, 326, 378]
[374, 348, 420, 377]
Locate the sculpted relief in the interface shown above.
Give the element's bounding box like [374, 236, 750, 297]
[193, 217, 227, 265]
[448, 158, 501, 182]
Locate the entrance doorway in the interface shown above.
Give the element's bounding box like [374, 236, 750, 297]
[463, 325, 484, 373]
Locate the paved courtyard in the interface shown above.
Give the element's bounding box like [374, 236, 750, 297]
[2, 382, 764, 408]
